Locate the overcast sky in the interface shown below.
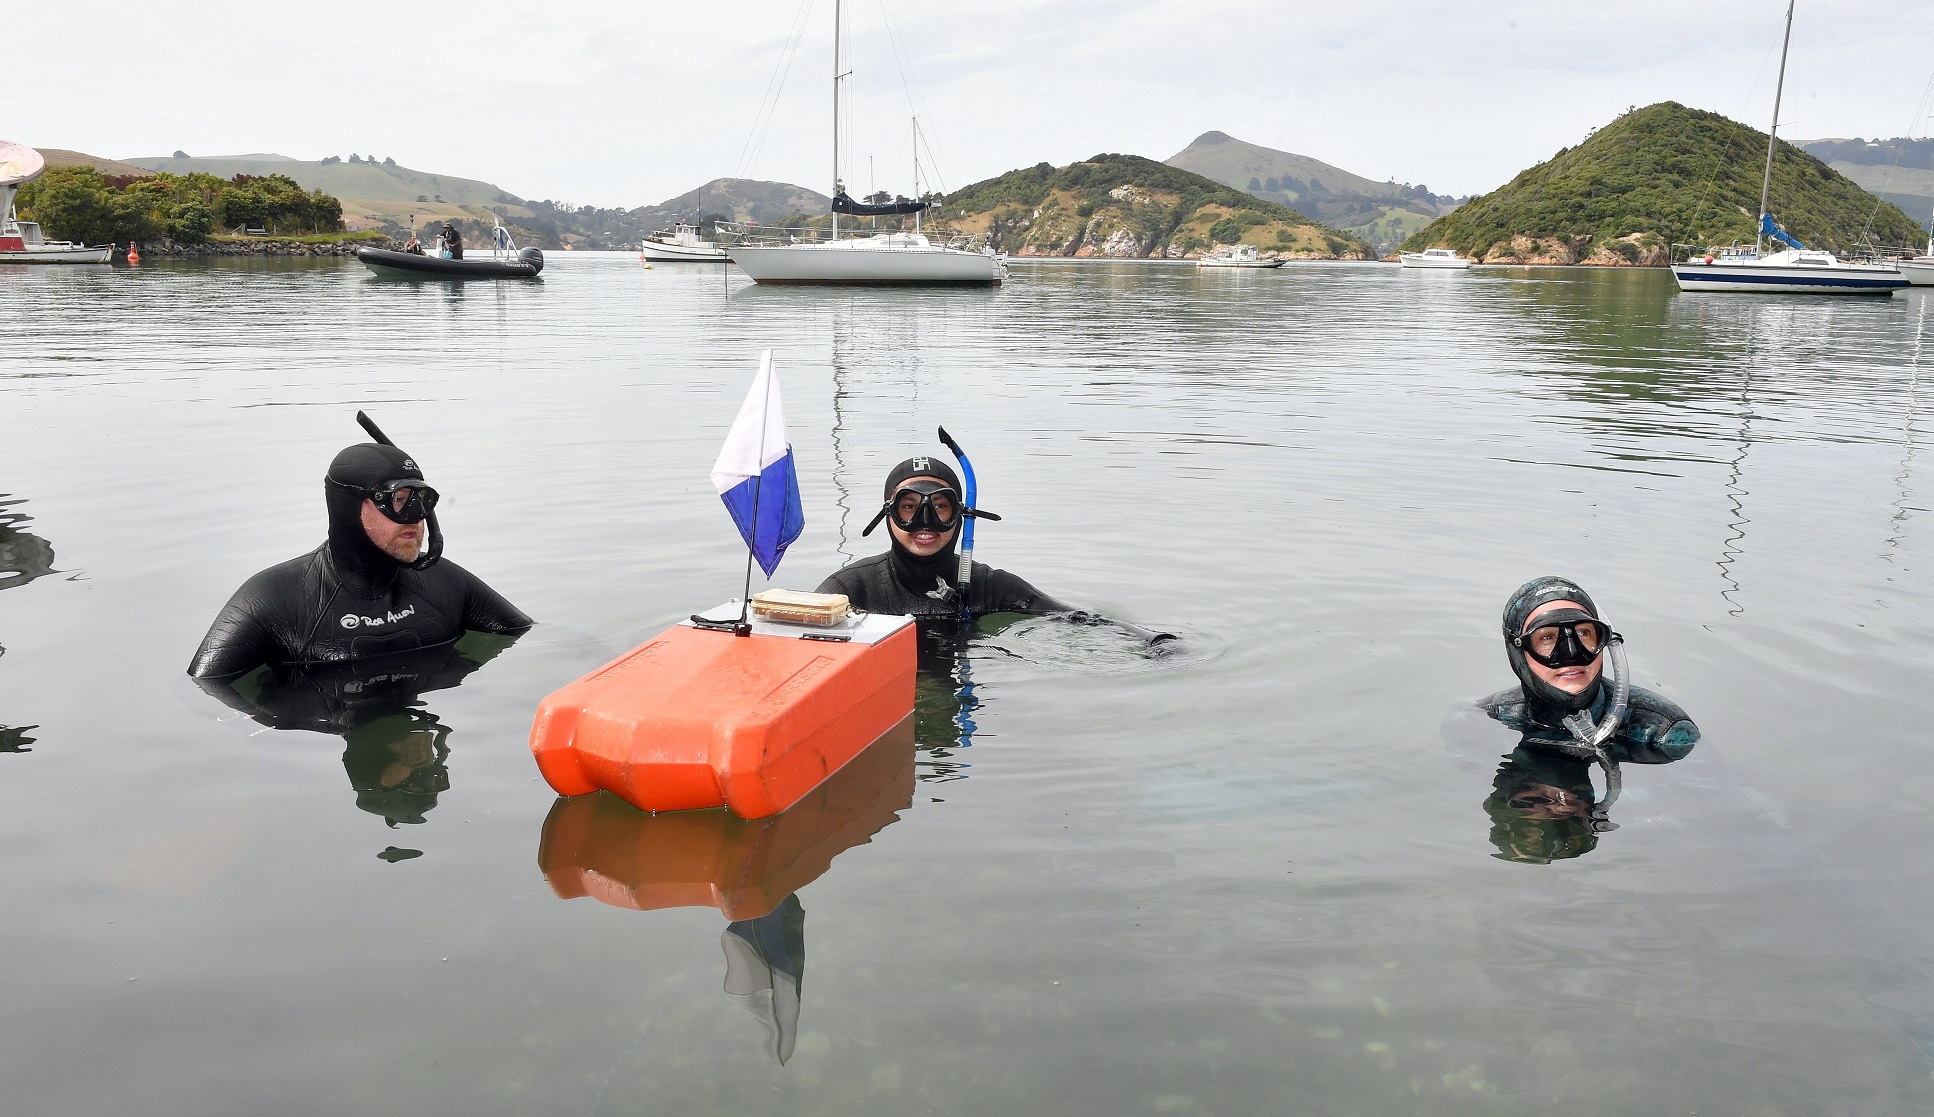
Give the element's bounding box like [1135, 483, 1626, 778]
[17, 1, 1934, 207]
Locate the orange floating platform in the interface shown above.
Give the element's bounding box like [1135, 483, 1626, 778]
[529, 605, 916, 819]
[537, 716, 915, 919]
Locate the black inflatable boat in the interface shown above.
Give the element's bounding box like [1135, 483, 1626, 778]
[356, 244, 544, 279]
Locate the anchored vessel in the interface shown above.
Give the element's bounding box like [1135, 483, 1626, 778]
[0, 142, 113, 264]
[1398, 247, 1473, 270]
[722, 0, 1005, 286]
[1198, 244, 1283, 269]
[1669, 1, 1905, 295]
[641, 221, 728, 263]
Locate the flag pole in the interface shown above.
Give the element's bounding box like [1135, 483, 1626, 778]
[734, 357, 778, 636]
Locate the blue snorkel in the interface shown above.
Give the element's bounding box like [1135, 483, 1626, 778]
[937, 426, 981, 623]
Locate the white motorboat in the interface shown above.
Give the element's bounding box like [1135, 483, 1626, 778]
[1897, 258, 1934, 287]
[1398, 247, 1472, 269]
[0, 142, 113, 264]
[722, 0, 1004, 286]
[1670, 1, 1904, 296]
[1197, 244, 1282, 269]
[640, 221, 727, 263]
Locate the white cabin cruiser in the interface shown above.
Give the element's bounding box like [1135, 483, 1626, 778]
[1398, 247, 1472, 269]
[640, 221, 727, 263]
[1895, 235, 1934, 287]
[1198, 244, 1282, 269]
[0, 142, 113, 264]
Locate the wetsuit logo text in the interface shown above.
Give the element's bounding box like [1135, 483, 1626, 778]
[339, 605, 418, 630]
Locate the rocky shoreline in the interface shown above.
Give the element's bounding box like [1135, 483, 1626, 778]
[125, 238, 382, 258]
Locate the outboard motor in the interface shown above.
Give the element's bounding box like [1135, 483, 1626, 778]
[518, 247, 545, 273]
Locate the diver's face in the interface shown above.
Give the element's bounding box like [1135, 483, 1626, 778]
[887, 475, 959, 557]
[361, 499, 423, 562]
[1506, 781, 1591, 820]
[1522, 600, 1602, 694]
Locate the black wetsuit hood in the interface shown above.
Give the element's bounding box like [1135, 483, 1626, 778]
[880, 455, 967, 606]
[326, 443, 434, 590]
[1502, 576, 1603, 716]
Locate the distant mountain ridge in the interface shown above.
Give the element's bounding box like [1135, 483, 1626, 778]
[1798, 136, 1934, 225]
[634, 178, 832, 229]
[1402, 102, 1922, 265]
[937, 153, 1369, 259]
[1165, 131, 1461, 254]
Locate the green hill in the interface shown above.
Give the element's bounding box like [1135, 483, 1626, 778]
[1400, 102, 1924, 264]
[937, 153, 1369, 259]
[1165, 130, 1460, 254]
[127, 153, 518, 208]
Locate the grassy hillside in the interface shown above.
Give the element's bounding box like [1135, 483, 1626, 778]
[128, 153, 517, 207]
[38, 148, 154, 178]
[1401, 102, 1923, 264]
[936, 154, 1369, 259]
[1166, 130, 1460, 254]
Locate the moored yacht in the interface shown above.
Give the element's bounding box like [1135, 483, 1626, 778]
[1669, 0, 1905, 296]
[641, 221, 727, 263]
[1672, 244, 1905, 294]
[722, 0, 1004, 286]
[0, 142, 113, 263]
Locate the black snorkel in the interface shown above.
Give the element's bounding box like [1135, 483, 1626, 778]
[354, 410, 443, 572]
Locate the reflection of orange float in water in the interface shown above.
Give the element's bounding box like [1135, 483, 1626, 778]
[528, 609, 916, 819]
[537, 715, 914, 919]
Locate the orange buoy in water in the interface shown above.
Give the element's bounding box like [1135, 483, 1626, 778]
[529, 608, 916, 819]
[537, 716, 913, 919]
[125, 242, 140, 264]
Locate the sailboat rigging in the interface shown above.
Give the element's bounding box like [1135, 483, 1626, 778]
[721, 0, 1006, 286]
[1670, 0, 1907, 295]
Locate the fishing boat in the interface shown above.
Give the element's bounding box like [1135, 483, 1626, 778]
[640, 221, 727, 263]
[356, 223, 543, 279]
[1198, 244, 1283, 269]
[1398, 247, 1472, 270]
[0, 142, 113, 264]
[722, 0, 1004, 286]
[1669, 1, 1906, 296]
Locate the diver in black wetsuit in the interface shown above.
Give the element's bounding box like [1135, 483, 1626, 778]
[1444, 576, 1699, 846]
[187, 414, 530, 679]
[816, 455, 1071, 621]
[1478, 575, 1699, 763]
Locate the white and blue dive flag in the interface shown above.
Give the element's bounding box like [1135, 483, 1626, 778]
[709, 350, 805, 577]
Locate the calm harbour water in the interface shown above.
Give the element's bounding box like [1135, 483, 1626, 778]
[3, 254, 1933, 1114]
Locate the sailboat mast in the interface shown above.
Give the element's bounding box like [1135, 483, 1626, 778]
[1758, 0, 1795, 255]
[832, 0, 842, 241]
[912, 117, 922, 235]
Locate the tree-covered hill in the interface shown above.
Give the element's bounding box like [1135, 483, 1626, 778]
[1400, 102, 1923, 264]
[935, 153, 1369, 259]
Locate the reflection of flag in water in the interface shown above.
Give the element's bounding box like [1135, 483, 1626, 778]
[710, 350, 805, 577]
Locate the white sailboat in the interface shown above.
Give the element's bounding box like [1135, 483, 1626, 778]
[723, 0, 1005, 286]
[640, 221, 727, 263]
[0, 142, 114, 264]
[1670, 2, 1905, 295]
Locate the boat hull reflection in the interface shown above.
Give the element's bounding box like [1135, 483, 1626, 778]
[537, 715, 914, 920]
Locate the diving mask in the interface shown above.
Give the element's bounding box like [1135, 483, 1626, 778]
[864, 480, 976, 536]
[332, 478, 440, 525]
[1511, 608, 1615, 669]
